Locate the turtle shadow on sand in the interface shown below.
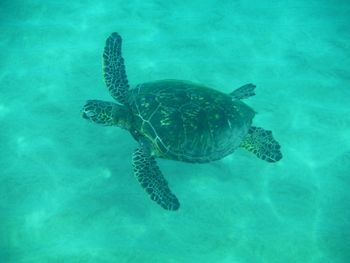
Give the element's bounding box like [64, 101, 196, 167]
[82, 32, 282, 211]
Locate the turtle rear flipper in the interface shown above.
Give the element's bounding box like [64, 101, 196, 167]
[132, 145, 180, 211]
[230, 83, 256, 100]
[103, 32, 129, 105]
[240, 126, 282, 162]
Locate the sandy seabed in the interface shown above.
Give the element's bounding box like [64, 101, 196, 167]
[1, 1, 350, 262]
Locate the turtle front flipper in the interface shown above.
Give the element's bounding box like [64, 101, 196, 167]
[103, 32, 129, 105]
[230, 83, 256, 100]
[240, 126, 282, 162]
[132, 145, 180, 211]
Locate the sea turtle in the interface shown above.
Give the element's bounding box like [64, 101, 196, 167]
[82, 32, 282, 211]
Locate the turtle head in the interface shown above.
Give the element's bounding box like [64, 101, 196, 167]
[82, 100, 130, 129]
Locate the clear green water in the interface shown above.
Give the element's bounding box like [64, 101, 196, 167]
[1, 0, 350, 262]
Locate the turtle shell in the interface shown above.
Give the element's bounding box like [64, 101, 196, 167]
[127, 80, 255, 163]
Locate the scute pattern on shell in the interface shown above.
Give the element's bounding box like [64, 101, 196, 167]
[128, 80, 255, 163]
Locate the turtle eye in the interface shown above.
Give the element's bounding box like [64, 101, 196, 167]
[85, 110, 97, 118]
[82, 106, 97, 119]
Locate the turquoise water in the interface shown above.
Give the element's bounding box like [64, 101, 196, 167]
[1, 0, 350, 262]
